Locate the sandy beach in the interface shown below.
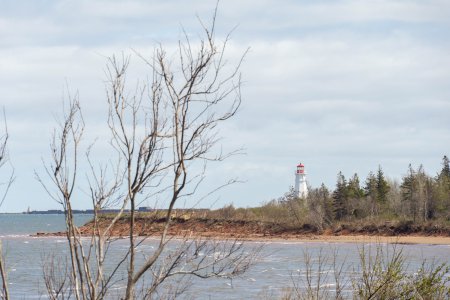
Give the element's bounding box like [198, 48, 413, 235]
[236, 234, 450, 245]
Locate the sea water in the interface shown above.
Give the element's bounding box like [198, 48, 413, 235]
[0, 214, 449, 299]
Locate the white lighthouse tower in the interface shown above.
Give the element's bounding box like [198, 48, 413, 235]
[294, 163, 308, 198]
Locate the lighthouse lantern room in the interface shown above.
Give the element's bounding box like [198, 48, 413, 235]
[294, 163, 308, 198]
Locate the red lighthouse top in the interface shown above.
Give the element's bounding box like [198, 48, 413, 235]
[296, 163, 305, 174]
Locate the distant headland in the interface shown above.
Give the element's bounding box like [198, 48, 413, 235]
[23, 207, 153, 214]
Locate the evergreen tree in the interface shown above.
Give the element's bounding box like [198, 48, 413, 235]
[437, 155, 450, 193]
[401, 164, 417, 221]
[376, 166, 390, 204]
[364, 171, 378, 216]
[333, 172, 347, 221]
[319, 183, 330, 199]
[364, 172, 377, 198]
[319, 183, 333, 224]
[347, 173, 364, 199]
[424, 176, 436, 220]
[416, 165, 429, 221]
[435, 156, 450, 215]
[347, 173, 365, 218]
[439, 155, 450, 179]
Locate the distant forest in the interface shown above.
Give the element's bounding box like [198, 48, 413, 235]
[303, 155, 450, 225]
[211, 156, 450, 232]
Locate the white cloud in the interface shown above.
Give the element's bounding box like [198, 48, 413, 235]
[0, 0, 449, 211]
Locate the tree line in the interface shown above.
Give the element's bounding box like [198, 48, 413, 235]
[210, 156, 450, 233]
[300, 156, 450, 228]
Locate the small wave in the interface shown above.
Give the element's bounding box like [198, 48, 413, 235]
[0, 234, 33, 239]
[318, 270, 334, 274]
[209, 251, 224, 260]
[264, 241, 306, 245]
[320, 283, 336, 288]
[110, 285, 127, 290]
[275, 273, 292, 277]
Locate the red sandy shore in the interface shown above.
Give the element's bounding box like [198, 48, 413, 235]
[36, 217, 450, 245]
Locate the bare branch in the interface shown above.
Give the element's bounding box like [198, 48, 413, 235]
[0, 108, 13, 300]
[41, 5, 255, 300]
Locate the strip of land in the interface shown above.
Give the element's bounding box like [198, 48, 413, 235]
[36, 216, 450, 245]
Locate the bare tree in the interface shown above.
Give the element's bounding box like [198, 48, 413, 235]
[288, 249, 348, 300]
[0, 109, 14, 300]
[41, 253, 74, 300]
[39, 8, 259, 300]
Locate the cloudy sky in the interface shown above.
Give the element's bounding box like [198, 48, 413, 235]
[1, 0, 449, 212]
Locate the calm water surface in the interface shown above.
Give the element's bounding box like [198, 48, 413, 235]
[0, 213, 92, 236]
[0, 214, 449, 299]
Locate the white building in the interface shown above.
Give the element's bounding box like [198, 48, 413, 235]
[294, 163, 308, 198]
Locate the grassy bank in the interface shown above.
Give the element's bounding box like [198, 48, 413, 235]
[62, 206, 450, 244]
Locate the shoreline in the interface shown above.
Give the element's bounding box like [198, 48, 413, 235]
[239, 234, 450, 245]
[30, 216, 450, 245]
[32, 232, 450, 245]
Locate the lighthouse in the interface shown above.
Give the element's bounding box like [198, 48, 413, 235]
[294, 163, 308, 198]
